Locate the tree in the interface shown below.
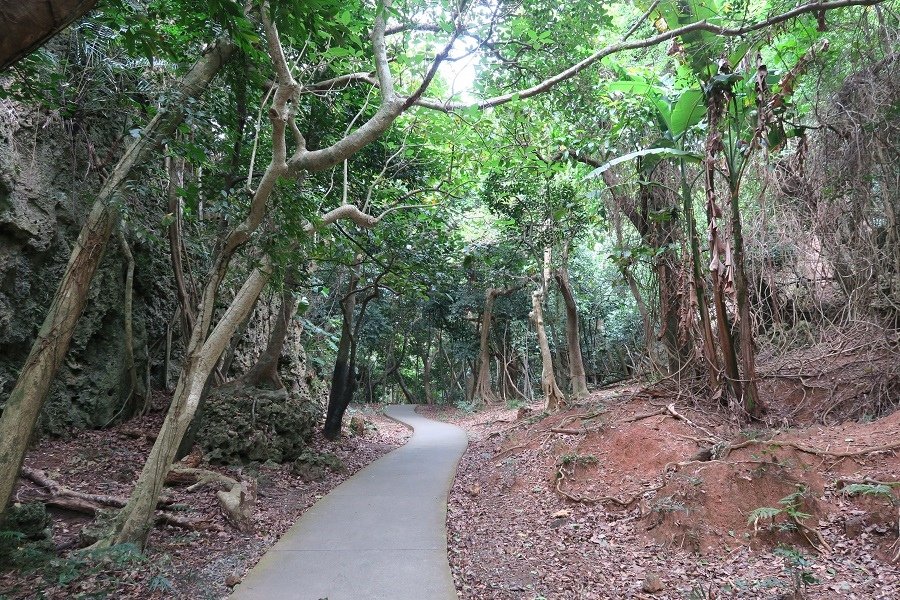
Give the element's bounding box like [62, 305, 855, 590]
[0, 0, 880, 531]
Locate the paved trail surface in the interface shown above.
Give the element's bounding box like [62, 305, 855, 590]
[230, 404, 467, 600]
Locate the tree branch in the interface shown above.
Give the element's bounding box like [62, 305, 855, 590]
[412, 0, 882, 111]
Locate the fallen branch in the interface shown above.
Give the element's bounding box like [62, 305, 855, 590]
[664, 403, 720, 441]
[835, 477, 900, 489]
[550, 428, 585, 435]
[22, 467, 173, 509]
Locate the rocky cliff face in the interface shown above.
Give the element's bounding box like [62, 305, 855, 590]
[0, 100, 161, 433]
[0, 99, 321, 435]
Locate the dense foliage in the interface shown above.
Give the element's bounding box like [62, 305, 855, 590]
[0, 0, 896, 559]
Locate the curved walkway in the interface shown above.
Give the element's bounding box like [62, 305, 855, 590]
[230, 404, 468, 600]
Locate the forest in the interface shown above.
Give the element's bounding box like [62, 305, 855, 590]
[0, 0, 898, 598]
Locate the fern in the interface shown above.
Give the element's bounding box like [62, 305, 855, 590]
[841, 483, 895, 500]
[747, 506, 782, 527]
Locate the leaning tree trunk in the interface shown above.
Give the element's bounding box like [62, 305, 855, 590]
[102, 1, 422, 546]
[105, 265, 271, 546]
[0, 39, 234, 519]
[531, 289, 566, 411]
[0, 0, 100, 71]
[553, 265, 589, 399]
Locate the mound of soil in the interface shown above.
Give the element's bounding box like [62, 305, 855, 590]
[439, 384, 899, 599]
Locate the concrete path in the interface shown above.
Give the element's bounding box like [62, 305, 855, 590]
[230, 404, 467, 600]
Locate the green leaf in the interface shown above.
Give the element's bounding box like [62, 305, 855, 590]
[607, 81, 658, 96]
[669, 89, 706, 136]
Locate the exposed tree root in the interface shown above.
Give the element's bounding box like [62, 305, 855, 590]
[167, 467, 256, 532]
[550, 428, 585, 435]
[554, 463, 664, 508]
[720, 438, 900, 460]
[21, 467, 199, 530]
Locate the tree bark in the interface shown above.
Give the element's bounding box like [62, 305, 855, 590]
[0, 0, 100, 71]
[117, 227, 142, 418]
[167, 155, 196, 340]
[422, 336, 434, 405]
[472, 285, 519, 403]
[680, 159, 721, 395]
[0, 39, 234, 519]
[243, 288, 299, 389]
[531, 289, 566, 411]
[728, 184, 764, 418]
[323, 268, 359, 440]
[554, 265, 589, 399]
[704, 96, 743, 404]
[395, 371, 415, 403]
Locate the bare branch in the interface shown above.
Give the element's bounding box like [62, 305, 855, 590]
[402, 26, 463, 110]
[304, 72, 378, 92]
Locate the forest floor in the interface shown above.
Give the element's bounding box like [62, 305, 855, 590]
[422, 383, 900, 599]
[0, 397, 410, 599]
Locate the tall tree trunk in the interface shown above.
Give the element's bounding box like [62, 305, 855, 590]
[167, 155, 196, 340]
[472, 288, 499, 403]
[704, 104, 743, 404]
[656, 256, 690, 373]
[323, 268, 359, 440]
[0, 39, 234, 518]
[117, 227, 142, 418]
[728, 184, 764, 418]
[680, 159, 720, 395]
[472, 285, 519, 403]
[553, 265, 589, 399]
[422, 336, 434, 405]
[531, 289, 566, 411]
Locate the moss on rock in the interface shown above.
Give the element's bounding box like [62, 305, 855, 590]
[197, 381, 319, 465]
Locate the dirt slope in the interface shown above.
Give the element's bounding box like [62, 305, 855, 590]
[427, 386, 899, 599]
